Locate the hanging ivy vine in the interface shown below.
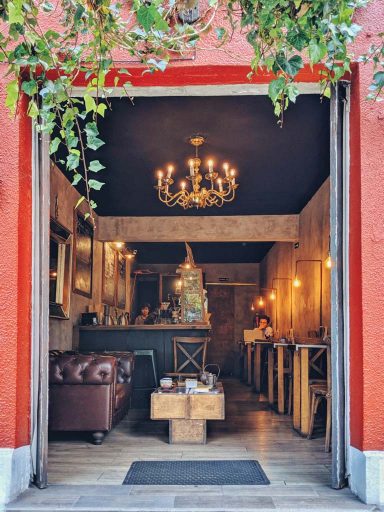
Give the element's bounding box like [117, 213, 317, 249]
[0, 0, 383, 223]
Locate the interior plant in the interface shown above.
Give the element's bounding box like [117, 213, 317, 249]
[0, 0, 382, 223]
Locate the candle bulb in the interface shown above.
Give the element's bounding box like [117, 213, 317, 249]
[208, 160, 213, 173]
[181, 181, 186, 191]
[157, 170, 163, 187]
[189, 159, 194, 177]
[223, 163, 229, 178]
[230, 168, 236, 185]
[217, 178, 223, 192]
[167, 165, 173, 179]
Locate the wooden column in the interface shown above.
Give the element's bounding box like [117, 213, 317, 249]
[268, 348, 274, 406]
[300, 348, 310, 435]
[293, 350, 301, 430]
[277, 346, 285, 414]
[254, 344, 261, 392]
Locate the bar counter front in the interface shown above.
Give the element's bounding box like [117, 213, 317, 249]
[78, 324, 211, 408]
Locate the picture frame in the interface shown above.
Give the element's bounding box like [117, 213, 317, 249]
[116, 252, 126, 309]
[102, 242, 117, 306]
[49, 218, 72, 319]
[72, 211, 93, 298]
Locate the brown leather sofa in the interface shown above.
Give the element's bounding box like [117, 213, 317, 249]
[49, 351, 134, 444]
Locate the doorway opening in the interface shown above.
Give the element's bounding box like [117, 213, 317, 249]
[32, 85, 348, 495]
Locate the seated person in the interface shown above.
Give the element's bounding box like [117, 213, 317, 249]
[135, 303, 151, 325]
[258, 314, 273, 339]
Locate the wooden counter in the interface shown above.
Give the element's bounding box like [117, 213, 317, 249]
[78, 324, 211, 408]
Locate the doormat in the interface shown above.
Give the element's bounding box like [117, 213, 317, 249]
[123, 460, 270, 485]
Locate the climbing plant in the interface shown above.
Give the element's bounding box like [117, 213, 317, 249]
[0, 0, 382, 222]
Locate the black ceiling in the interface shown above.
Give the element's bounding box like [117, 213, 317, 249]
[127, 242, 274, 264]
[56, 94, 330, 217]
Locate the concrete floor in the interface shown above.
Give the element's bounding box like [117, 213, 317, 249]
[7, 379, 380, 511]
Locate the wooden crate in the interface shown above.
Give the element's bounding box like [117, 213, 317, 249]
[151, 392, 225, 421]
[169, 419, 206, 444]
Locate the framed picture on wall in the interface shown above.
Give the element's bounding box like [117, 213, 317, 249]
[116, 252, 126, 309]
[102, 242, 117, 306]
[72, 211, 93, 298]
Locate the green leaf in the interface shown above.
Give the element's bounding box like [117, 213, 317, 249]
[89, 160, 105, 172]
[84, 122, 99, 138]
[287, 31, 308, 51]
[72, 173, 82, 186]
[84, 93, 97, 113]
[67, 153, 80, 171]
[5, 79, 19, 114]
[75, 196, 85, 209]
[96, 103, 107, 117]
[87, 136, 105, 150]
[28, 100, 39, 118]
[308, 41, 327, 64]
[49, 137, 61, 155]
[8, 2, 24, 24]
[21, 79, 37, 96]
[137, 6, 155, 32]
[281, 55, 304, 77]
[88, 179, 105, 191]
[268, 77, 286, 103]
[215, 27, 226, 41]
[323, 86, 331, 99]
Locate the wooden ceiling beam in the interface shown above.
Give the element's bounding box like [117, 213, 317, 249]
[97, 215, 299, 242]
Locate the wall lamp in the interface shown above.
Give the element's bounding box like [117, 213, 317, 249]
[294, 259, 323, 327]
[271, 277, 293, 330]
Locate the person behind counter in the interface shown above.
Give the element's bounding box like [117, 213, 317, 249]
[135, 303, 152, 325]
[258, 314, 274, 339]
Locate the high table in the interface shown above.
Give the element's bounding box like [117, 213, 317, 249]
[273, 342, 295, 414]
[294, 342, 328, 435]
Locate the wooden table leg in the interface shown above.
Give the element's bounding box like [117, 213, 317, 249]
[300, 348, 310, 435]
[293, 350, 301, 430]
[247, 343, 252, 386]
[277, 346, 284, 414]
[268, 348, 274, 406]
[254, 344, 261, 392]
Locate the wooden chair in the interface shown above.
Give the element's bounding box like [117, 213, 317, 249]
[165, 337, 210, 378]
[307, 342, 331, 452]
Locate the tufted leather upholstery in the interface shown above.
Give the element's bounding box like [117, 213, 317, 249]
[48, 350, 135, 444]
[97, 352, 134, 384]
[49, 354, 116, 385]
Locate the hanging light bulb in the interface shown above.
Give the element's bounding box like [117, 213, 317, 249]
[325, 254, 332, 269]
[293, 276, 301, 288]
[270, 290, 276, 300]
[258, 296, 264, 306]
[251, 303, 255, 311]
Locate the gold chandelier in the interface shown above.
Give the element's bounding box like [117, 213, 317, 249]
[155, 136, 239, 209]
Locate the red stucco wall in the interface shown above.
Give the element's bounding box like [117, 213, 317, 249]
[0, 0, 383, 453]
[0, 88, 32, 448]
[349, 2, 384, 452]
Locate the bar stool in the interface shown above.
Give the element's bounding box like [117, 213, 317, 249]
[307, 343, 332, 452]
[133, 349, 158, 387]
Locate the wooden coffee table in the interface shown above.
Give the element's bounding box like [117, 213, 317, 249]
[151, 383, 225, 444]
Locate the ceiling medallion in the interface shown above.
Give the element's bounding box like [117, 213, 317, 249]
[154, 136, 239, 209]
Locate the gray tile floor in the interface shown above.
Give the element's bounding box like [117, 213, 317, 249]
[7, 379, 381, 511]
